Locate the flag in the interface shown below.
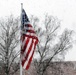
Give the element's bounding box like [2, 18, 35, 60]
[20, 9, 38, 70]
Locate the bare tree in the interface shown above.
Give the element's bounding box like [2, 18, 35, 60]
[30, 15, 74, 75]
[0, 15, 20, 75]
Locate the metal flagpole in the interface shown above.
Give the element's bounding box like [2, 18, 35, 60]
[20, 60, 22, 75]
[20, 3, 23, 75]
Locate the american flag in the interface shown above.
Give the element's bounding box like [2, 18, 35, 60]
[20, 9, 38, 70]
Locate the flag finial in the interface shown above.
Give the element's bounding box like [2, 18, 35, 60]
[21, 3, 23, 9]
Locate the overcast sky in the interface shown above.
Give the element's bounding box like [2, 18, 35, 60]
[0, 0, 76, 61]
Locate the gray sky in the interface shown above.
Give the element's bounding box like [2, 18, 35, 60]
[0, 0, 76, 61]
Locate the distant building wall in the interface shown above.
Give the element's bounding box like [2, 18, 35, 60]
[25, 61, 76, 75]
[0, 61, 76, 75]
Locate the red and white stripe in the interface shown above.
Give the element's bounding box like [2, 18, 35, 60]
[21, 23, 38, 70]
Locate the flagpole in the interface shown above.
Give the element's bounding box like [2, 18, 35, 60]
[20, 60, 22, 75]
[20, 3, 23, 75]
